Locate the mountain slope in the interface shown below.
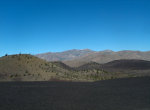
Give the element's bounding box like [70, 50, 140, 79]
[75, 59, 150, 77]
[0, 54, 72, 81]
[36, 49, 94, 61]
[63, 50, 150, 67]
[75, 62, 102, 71]
[103, 59, 150, 70]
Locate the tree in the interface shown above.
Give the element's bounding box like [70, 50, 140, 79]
[5, 54, 8, 56]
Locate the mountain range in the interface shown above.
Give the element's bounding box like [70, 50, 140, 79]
[36, 49, 150, 67]
[0, 53, 150, 81]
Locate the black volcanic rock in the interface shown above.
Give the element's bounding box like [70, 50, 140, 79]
[103, 59, 150, 70]
[0, 77, 150, 110]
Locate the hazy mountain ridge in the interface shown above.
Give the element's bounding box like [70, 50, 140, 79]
[64, 50, 150, 67]
[36, 49, 95, 61]
[36, 49, 150, 67]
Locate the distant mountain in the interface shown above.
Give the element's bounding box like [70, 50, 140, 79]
[63, 50, 150, 67]
[36, 49, 95, 61]
[36, 49, 150, 67]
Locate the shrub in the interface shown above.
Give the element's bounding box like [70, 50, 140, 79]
[10, 75, 13, 78]
[25, 70, 28, 73]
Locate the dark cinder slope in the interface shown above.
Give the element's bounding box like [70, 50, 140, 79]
[75, 61, 102, 71]
[0, 77, 150, 110]
[75, 59, 150, 70]
[103, 59, 150, 70]
[101, 59, 150, 77]
[75, 59, 150, 77]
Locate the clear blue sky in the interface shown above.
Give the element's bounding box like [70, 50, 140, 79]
[0, 0, 150, 56]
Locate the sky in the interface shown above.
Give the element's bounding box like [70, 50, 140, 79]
[0, 0, 150, 56]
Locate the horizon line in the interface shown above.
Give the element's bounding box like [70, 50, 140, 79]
[1, 49, 150, 57]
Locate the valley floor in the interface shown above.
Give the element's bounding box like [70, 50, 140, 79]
[0, 77, 150, 110]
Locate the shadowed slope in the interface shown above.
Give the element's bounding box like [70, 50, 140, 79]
[51, 61, 74, 71]
[75, 59, 150, 77]
[75, 62, 102, 71]
[103, 59, 150, 70]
